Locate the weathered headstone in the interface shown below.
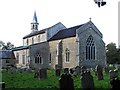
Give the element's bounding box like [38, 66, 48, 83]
[59, 74, 74, 90]
[109, 69, 118, 80]
[74, 66, 81, 76]
[110, 77, 120, 89]
[80, 71, 94, 90]
[39, 68, 47, 79]
[95, 65, 104, 80]
[64, 68, 69, 74]
[56, 69, 61, 76]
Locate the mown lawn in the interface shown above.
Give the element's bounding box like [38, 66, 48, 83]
[2, 69, 119, 89]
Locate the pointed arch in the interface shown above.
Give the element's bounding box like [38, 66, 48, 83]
[86, 35, 95, 60]
[34, 52, 43, 64]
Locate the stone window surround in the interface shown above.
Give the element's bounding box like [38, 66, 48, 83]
[86, 35, 95, 60]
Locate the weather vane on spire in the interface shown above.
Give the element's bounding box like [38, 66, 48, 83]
[94, 0, 106, 7]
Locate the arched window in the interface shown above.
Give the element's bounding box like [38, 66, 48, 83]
[66, 48, 70, 62]
[34, 53, 43, 64]
[86, 35, 95, 60]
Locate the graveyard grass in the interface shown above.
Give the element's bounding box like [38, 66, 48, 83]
[2, 69, 120, 89]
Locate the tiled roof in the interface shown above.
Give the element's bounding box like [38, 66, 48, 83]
[49, 24, 83, 41]
[0, 50, 15, 59]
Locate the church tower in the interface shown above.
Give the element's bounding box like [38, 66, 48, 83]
[31, 11, 39, 32]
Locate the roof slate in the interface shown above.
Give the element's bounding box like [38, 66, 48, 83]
[49, 24, 83, 41]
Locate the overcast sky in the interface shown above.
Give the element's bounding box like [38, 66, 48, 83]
[0, 0, 119, 47]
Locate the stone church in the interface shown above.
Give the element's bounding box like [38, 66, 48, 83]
[13, 12, 106, 69]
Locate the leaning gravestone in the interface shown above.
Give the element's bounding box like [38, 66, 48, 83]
[59, 73, 74, 90]
[80, 71, 94, 90]
[95, 65, 104, 80]
[64, 68, 69, 74]
[109, 69, 118, 80]
[39, 68, 47, 79]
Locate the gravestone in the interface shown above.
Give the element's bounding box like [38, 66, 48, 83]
[109, 69, 118, 80]
[110, 77, 120, 89]
[59, 74, 74, 90]
[64, 68, 69, 74]
[0, 82, 5, 89]
[80, 71, 94, 90]
[95, 65, 104, 80]
[81, 66, 87, 74]
[39, 68, 47, 79]
[56, 69, 61, 76]
[34, 68, 39, 78]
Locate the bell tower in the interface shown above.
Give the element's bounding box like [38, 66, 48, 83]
[31, 11, 39, 32]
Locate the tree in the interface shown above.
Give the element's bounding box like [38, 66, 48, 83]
[6, 42, 14, 49]
[0, 40, 5, 50]
[106, 42, 120, 64]
[0, 40, 14, 50]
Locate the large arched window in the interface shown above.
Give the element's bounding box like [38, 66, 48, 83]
[34, 53, 43, 64]
[86, 35, 95, 60]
